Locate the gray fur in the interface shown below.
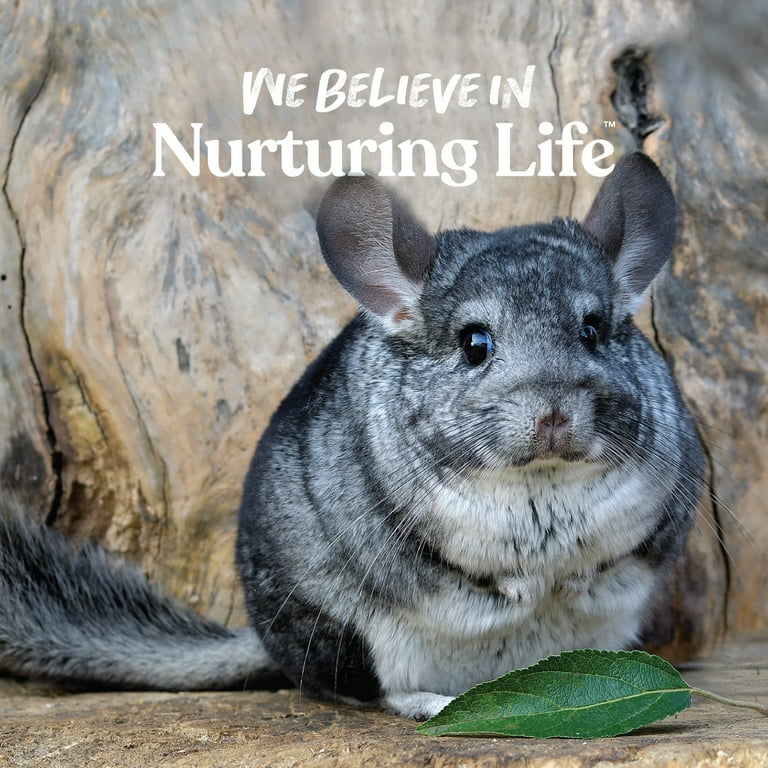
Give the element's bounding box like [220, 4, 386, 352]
[0, 153, 703, 720]
[0, 503, 280, 689]
[238, 152, 703, 717]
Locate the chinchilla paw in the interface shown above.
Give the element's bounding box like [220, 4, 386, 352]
[556, 571, 596, 597]
[496, 574, 545, 604]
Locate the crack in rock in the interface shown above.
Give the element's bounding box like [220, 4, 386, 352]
[610, 46, 666, 148]
[650, 274, 731, 640]
[1, 45, 60, 522]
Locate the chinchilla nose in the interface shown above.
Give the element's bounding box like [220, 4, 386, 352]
[534, 408, 570, 452]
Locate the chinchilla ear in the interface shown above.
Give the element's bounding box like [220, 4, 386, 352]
[316, 175, 437, 328]
[582, 152, 677, 313]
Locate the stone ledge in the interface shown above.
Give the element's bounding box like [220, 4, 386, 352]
[1, 638, 766, 767]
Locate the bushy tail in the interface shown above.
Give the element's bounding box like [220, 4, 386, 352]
[0, 505, 280, 690]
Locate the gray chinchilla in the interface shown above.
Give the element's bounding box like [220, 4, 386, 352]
[0, 152, 703, 719]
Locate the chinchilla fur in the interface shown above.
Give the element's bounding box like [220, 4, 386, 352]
[0, 152, 703, 719]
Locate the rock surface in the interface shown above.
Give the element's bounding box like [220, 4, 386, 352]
[1, 638, 767, 767]
[0, 0, 765, 652]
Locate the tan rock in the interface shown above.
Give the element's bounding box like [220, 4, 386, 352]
[1, 638, 767, 767]
[0, 0, 765, 654]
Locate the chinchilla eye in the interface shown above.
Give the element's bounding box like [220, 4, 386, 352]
[579, 314, 602, 351]
[461, 326, 494, 365]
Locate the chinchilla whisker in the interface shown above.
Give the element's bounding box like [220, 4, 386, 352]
[337, 425, 506, 599]
[637, 407, 745, 463]
[603, 424, 760, 560]
[300, 492, 448, 692]
[599, 434, 695, 500]
[274, 401, 701, 645]
[602, 430, 703, 506]
[346, 443, 494, 597]
[647, 414, 742, 462]
[269, 426, 493, 633]
[298, 603, 328, 698]
[600, 434, 738, 561]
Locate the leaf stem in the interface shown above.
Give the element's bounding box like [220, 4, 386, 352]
[691, 687, 768, 717]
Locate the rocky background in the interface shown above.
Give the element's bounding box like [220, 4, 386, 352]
[0, 0, 765, 658]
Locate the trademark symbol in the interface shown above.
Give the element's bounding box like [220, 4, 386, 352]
[603, 120, 617, 128]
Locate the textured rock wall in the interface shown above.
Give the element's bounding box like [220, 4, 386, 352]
[0, 0, 765, 652]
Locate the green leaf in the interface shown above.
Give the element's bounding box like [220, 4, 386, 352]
[416, 649, 692, 739]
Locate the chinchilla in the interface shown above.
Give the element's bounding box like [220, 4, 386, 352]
[0, 152, 703, 719]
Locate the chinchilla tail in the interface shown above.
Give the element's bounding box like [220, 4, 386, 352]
[0, 503, 280, 690]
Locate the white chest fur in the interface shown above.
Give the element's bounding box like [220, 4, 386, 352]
[367, 459, 663, 699]
[428, 459, 662, 580]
